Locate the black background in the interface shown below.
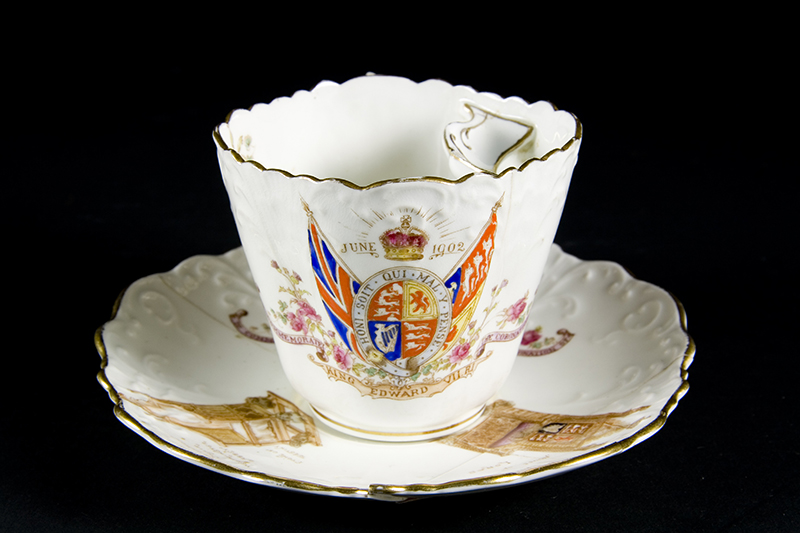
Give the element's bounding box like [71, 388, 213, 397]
[3, 17, 797, 532]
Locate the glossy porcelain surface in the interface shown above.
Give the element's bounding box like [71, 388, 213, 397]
[96, 245, 693, 501]
[213, 75, 582, 439]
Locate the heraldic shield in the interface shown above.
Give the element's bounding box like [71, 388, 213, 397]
[306, 199, 499, 379]
[367, 275, 443, 361]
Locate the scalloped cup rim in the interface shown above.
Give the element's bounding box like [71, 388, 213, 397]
[212, 74, 583, 191]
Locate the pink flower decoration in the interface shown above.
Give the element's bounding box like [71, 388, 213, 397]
[449, 342, 470, 364]
[295, 301, 321, 322]
[333, 345, 353, 371]
[506, 298, 527, 322]
[287, 312, 308, 335]
[521, 330, 542, 345]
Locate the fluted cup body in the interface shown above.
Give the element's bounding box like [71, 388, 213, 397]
[214, 75, 581, 441]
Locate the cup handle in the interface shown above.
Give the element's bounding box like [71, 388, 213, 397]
[445, 102, 535, 176]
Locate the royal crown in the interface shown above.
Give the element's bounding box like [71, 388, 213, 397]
[380, 215, 428, 261]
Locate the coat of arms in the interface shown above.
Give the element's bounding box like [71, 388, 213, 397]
[260, 197, 531, 399]
[307, 199, 498, 381]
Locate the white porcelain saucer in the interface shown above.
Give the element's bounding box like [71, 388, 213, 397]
[96, 244, 693, 501]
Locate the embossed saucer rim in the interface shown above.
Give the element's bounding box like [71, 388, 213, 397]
[95, 247, 694, 501]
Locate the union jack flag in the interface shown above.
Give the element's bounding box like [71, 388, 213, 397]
[307, 217, 363, 358]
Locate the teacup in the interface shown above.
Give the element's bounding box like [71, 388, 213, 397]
[214, 74, 581, 441]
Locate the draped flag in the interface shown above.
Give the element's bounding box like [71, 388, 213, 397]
[446, 208, 497, 317]
[307, 214, 363, 359]
[440, 207, 498, 353]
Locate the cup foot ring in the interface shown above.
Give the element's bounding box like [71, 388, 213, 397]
[309, 404, 486, 442]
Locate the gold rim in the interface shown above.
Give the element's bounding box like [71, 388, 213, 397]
[212, 78, 582, 191]
[310, 404, 486, 438]
[95, 256, 693, 500]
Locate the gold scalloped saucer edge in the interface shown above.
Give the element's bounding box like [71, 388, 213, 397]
[94, 256, 694, 502]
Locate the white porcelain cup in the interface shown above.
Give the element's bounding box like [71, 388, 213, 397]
[214, 75, 581, 441]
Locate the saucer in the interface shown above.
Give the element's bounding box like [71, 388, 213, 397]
[96, 244, 693, 501]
